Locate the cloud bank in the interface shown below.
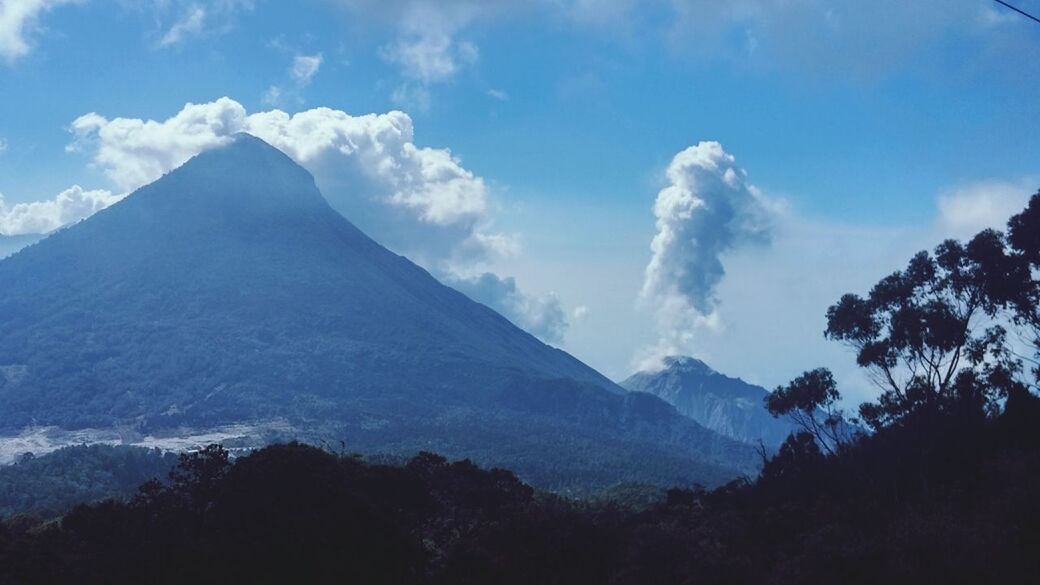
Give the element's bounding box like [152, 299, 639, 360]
[447, 272, 568, 343]
[0, 185, 119, 235]
[57, 97, 568, 343]
[638, 141, 772, 369]
[67, 97, 508, 267]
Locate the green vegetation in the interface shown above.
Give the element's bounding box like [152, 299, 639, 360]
[0, 445, 175, 519]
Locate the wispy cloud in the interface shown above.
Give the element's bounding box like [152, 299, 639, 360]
[260, 84, 283, 107]
[336, 1, 489, 106]
[261, 52, 324, 107]
[290, 53, 322, 85]
[158, 5, 206, 47]
[155, 0, 253, 48]
[0, 0, 78, 63]
[382, 31, 478, 84]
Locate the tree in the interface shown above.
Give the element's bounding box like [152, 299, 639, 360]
[766, 368, 853, 454]
[824, 229, 1023, 430]
[167, 444, 231, 514]
[1006, 191, 1040, 385]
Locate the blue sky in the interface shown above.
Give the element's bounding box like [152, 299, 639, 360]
[1, 0, 1039, 402]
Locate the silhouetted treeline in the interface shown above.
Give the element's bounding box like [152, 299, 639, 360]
[0, 406, 1037, 585]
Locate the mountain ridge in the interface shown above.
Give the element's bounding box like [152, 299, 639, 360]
[0, 135, 757, 490]
[622, 356, 798, 448]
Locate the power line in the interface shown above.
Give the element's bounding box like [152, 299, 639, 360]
[992, 0, 1040, 25]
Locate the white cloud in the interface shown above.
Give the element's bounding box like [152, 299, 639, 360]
[155, 0, 253, 48]
[0, 137, 7, 153]
[0, 185, 120, 235]
[637, 141, 772, 369]
[447, 272, 569, 343]
[486, 88, 509, 101]
[0, 0, 77, 63]
[260, 84, 283, 106]
[61, 97, 578, 340]
[67, 100, 246, 192]
[60, 97, 586, 340]
[936, 179, 1036, 240]
[337, 0, 489, 104]
[158, 5, 205, 47]
[382, 32, 477, 83]
[261, 52, 324, 107]
[67, 97, 509, 268]
[290, 53, 322, 85]
[572, 304, 589, 320]
[389, 83, 432, 112]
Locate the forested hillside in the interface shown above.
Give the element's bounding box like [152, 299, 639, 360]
[0, 445, 175, 518]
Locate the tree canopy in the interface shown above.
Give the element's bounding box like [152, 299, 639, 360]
[773, 190, 1040, 435]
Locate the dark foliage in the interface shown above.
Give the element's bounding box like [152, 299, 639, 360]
[766, 368, 855, 454]
[1006, 191, 1040, 381]
[1, 407, 1038, 585]
[0, 445, 176, 518]
[824, 228, 1026, 430]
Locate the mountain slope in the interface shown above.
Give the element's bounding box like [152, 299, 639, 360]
[622, 356, 797, 449]
[0, 234, 41, 259]
[0, 135, 757, 490]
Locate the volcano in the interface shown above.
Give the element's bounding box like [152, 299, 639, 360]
[0, 135, 757, 490]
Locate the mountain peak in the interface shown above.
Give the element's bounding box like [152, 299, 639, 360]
[659, 355, 717, 375]
[622, 358, 795, 449]
[180, 132, 301, 174]
[110, 133, 331, 231]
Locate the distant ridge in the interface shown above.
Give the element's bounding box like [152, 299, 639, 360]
[623, 356, 797, 449]
[0, 135, 758, 490]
